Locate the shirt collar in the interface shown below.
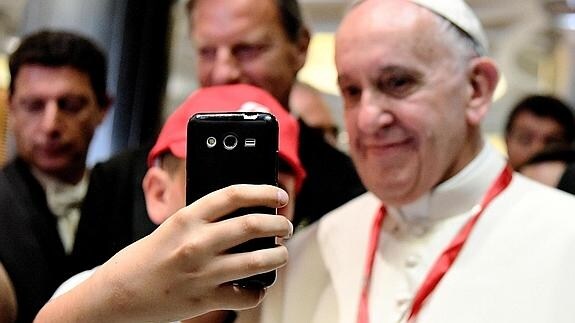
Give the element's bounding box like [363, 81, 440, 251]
[387, 142, 507, 233]
[31, 168, 90, 215]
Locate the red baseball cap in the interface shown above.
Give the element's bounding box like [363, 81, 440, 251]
[148, 84, 306, 191]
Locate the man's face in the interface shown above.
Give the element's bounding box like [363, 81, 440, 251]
[505, 111, 568, 169]
[189, 0, 308, 108]
[9, 65, 107, 183]
[335, 1, 477, 206]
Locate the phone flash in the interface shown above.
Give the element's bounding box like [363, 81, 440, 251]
[245, 138, 256, 147]
[206, 136, 217, 148]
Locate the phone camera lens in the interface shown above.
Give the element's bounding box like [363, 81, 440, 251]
[206, 136, 217, 148]
[223, 134, 238, 150]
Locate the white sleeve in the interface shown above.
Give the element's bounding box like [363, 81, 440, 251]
[51, 267, 98, 299]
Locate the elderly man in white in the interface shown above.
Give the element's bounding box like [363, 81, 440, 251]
[256, 1, 575, 323]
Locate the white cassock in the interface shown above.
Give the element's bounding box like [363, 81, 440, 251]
[260, 143, 575, 323]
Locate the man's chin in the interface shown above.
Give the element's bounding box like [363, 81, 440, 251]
[359, 166, 418, 200]
[34, 161, 74, 177]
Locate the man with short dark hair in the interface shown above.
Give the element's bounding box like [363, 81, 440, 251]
[0, 29, 110, 322]
[505, 94, 575, 169]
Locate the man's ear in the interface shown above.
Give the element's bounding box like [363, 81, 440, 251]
[95, 95, 113, 126]
[293, 27, 311, 71]
[142, 167, 172, 225]
[466, 57, 499, 125]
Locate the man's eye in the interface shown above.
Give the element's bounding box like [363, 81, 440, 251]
[389, 77, 411, 88]
[20, 100, 45, 113]
[379, 75, 416, 96]
[198, 47, 216, 60]
[339, 85, 362, 108]
[18, 98, 46, 113]
[340, 85, 361, 99]
[58, 97, 88, 113]
[234, 44, 266, 61]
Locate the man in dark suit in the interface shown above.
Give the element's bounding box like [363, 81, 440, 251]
[0, 30, 110, 322]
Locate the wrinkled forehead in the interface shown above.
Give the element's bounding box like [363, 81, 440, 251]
[335, 1, 450, 69]
[338, 1, 438, 37]
[339, 1, 441, 48]
[340, 0, 486, 54]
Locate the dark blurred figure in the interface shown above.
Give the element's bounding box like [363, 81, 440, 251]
[505, 94, 575, 170]
[73, 144, 157, 269]
[519, 145, 575, 195]
[0, 30, 110, 322]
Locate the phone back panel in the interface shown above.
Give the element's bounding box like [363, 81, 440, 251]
[186, 112, 278, 288]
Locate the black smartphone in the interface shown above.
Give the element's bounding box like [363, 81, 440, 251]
[186, 111, 279, 289]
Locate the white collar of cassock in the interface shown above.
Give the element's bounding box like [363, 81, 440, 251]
[386, 142, 507, 235]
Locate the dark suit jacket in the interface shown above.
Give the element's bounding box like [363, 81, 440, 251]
[294, 119, 366, 226]
[0, 158, 101, 323]
[558, 163, 575, 195]
[73, 146, 158, 269]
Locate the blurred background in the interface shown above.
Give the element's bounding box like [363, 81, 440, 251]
[0, 0, 574, 164]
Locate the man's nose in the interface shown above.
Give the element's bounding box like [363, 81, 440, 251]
[356, 92, 394, 135]
[40, 101, 63, 133]
[211, 49, 242, 85]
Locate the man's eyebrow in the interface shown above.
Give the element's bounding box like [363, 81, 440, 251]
[59, 94, 91, 100]
[337, 65, 421, 83]
[375, 65, 419, 75]
[17, 93, 91, 103]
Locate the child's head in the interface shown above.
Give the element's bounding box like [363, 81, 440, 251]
[144, 84, 305, 224]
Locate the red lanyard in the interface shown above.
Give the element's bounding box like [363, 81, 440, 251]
[357, 166, 513, 323]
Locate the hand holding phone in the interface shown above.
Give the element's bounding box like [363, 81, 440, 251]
[186, 112, 279, 289]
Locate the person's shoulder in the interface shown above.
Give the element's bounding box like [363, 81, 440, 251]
[0, 158, 25, 178]
[319, 192, 380, 228]
[507, 173, 575, 220]
[0, 159, 32, 200]
[512, 173, 575, 201]
[293, 193, 379, 261]
[92, 146, 149, 173]
[487, 174, 575, 253]
[89, 146, 150, 188]
[289, 192, 378, 246]
[0, 160, 15, 186]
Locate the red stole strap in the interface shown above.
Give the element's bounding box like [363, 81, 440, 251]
[357, 166, 513, 323]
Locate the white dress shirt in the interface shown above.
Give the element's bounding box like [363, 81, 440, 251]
[33, 169, 89, 254]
